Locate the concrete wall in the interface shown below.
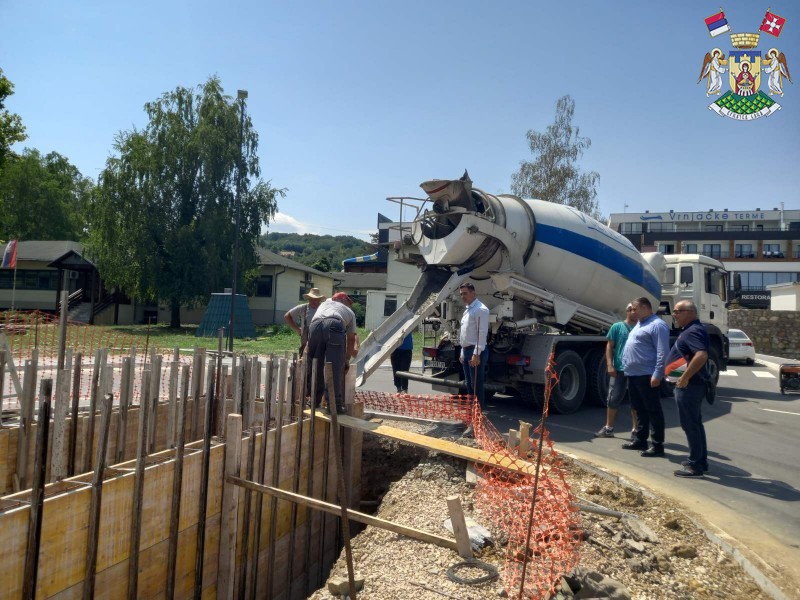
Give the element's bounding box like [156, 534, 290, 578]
[729, 308, 800, 359]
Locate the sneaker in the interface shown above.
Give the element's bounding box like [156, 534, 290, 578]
[640, 446, 665, 457]
[594, 426, 615, 438]
[681, 460, 709, 472]
[621, 441, 648, 451]
[674, 467, 703, 478]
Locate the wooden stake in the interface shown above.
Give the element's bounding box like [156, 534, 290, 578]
[446, 496, 474, 559]
[147, 354, 162, 452]
[68, 352, 83, 476]
[519, 421, 531, 457]
[83, 393, 114, 600]
[217, 413, 242, 600]
[287, 358, 307, 598]
[236, 428, 257, 600]
[213, 328, 224, 437]
[324, 362, 357, 599]
[15, 358, 38, 491]
[167, 358, 179, 447]
[127, 370, 151, 600]
[303, 358, 319, 596]
[265, 357, 287, 598]
[21, 379, 52, 600]
[50, 368, 71, 481]
[194, 365, 217, 599]
[317, 388, 332, 588]
[190, 348, 202, 440]
[82, 349, 103, 473]
[166, 364, 190, 600]
[116, 357, 132, 463]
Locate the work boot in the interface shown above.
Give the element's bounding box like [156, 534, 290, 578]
[640, 445, 665, 457]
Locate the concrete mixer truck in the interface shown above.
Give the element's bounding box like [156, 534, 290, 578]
[354, 174, 729, 414]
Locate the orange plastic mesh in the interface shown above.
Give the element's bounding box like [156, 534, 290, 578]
[356, 352, 581, 599]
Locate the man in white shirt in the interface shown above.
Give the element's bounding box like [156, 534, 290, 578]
[459, 282, 490, 410]
[308, 292, 358, 413]
[284, 287, 326, 355]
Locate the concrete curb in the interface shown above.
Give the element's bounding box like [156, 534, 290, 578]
[559, 450, 790, 600]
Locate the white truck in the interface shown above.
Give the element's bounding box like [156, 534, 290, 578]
[355, 174, 729, 413]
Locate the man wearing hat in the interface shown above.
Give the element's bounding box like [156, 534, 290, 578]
[284, 287, 326, 355]
[308, 292, 359, 413]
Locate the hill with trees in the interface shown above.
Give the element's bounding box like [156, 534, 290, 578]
[259, 232, 375, 272]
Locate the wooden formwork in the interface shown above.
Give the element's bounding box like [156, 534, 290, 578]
[0, 410, 356, 599]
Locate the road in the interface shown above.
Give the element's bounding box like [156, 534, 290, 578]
[359, 357, 800, 598]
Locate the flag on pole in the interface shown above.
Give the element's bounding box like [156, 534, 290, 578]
[2, 240, 18, 269]
[759, 11, 786, 38]
[704, 11, 731, 38]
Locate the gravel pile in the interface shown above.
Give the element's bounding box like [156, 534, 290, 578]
[309, 418, 772, 599]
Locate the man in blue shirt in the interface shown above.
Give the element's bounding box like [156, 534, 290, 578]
[668, 300, 710, 477]
[620, 296, 670, 457]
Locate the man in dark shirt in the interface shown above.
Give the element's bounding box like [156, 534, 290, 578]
[668, 300, 710, 477]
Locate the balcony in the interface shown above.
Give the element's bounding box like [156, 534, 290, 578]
[763, 251, 786, 259]
[693, 250, 729, 259]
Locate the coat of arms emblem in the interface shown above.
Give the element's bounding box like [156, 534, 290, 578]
[698, 9, 792, 120]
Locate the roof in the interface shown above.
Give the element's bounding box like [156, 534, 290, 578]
[3, 240, 83, 262]
[335, 271, 387, 290]
[255, 247, 331, 277]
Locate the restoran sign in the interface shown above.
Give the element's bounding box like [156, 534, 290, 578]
[639, 211, 767, 222]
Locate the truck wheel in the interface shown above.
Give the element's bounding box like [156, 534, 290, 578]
[518, 384, 545, 410]
[584, 349, 609, 407]
[707, 346, 721, 385]
[550, 350, 587, 414]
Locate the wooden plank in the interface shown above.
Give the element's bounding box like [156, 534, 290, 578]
[286, 358, 306, 598]
[116, 357, 132, 464]
[265, 358, 287, 597]
[190, 348, 202, 440]
[148, 355, 162, 453]
[68, 352, 83, 477]
[0, 332, 23, 397]
[227, 476, 459, 552]
[167, 359, 179, 448]
[83, 393, 114, 599]
[22, 380, 52, 600]
[50, 368, 71, 482]
[236, 428, 257, 600]
[127, 370, 151, 600]
[166, 364, 190, 599]
[446, 496, 474, 559]
[83, 349, 103, 473]
[194, 365, 217, 599]
[15, 358, 37, 491]
[519, 421, 531, 457]
[307, 411, 550, 477]
[217, 414, 242, 600]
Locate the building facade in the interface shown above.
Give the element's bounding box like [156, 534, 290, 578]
[608, 207, 800, 308]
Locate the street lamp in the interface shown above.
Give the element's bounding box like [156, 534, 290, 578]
[228, 89, 248, 353]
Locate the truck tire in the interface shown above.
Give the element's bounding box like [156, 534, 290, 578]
[550, 350, 587, 414]
[518, 384, 545, 410]
[584, 349, 609, 407]
[707, 346, 721, 385]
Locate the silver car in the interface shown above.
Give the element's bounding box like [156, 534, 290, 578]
[728, 328, 755, 365]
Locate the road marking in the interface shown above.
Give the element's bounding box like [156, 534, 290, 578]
[719, 371, 738, 376]
[759, 408, 800, 416]
[753, 371, 775, 378]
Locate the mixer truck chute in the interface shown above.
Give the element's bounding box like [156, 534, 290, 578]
[354, 175, 729, 414]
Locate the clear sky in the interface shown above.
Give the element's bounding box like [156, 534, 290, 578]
[2, 1, 798, 240]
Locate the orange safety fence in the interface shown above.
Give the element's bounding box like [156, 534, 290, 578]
[0, 310, 181, 411]
[355, 352, 581, 599]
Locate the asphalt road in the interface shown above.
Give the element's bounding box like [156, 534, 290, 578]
[359, 356, 800, 598]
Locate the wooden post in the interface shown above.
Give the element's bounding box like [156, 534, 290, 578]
[213, 328, 224, 437]
[303, 358, 319, 596]
[166, 365, 190, 599]
[287, 358, 307, 599]
[323, 363, 358, 599]
[50, 368, 71, 482]
[446, 496, 474, 559]
[265, 358, 287, 597]
[167, 358, 179, 447]
[56, 289, 68, 371]
[21, 379, 52, 600]
[83, 393, 114, 600]
[67, 352, 83, 476]
[194, 366, 217, 599]
[190, 348, 202, 440]
[15, 358, 37, 491]
[519, 421, 531, 457]
[217, 413, 243, 600]
[236, 428, 257, 600]
[147, 354, 162, 452]
[127, 370, 151, 600]
[507, 429, 519, 454]
[116, 357, 132, 463]
[82, 349, 103, 473]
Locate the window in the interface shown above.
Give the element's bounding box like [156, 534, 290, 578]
[658, 244, 675, 254]
[764, 244, 780, 252]
[254, 276, 273, 297]
[662, 267, 676, 285]
[704, 225, 723, 232]
[729, 225, 749, 231]
[735, 244, 753, 258]
[680, 266, 693, 285]
[705, 267, 727, 300]
[702, 244, 721, 258]
[0, 269, 59, 291]
[383, 295, 397, 316]
[620, 223, 642, 234]
[648, 223, 675, 232]
[683, 244, 697, 254]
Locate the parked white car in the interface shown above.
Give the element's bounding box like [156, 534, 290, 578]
[728, 329, 755, 365]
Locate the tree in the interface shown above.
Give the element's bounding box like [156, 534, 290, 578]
[311, 256, 332, 273]
[0, 149, 92, 240]
[511, 95, 601, 220]
[0, 68, 27, 168]
[88, 77, 284, 327]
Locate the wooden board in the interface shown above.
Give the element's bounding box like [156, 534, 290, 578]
[307, 410, 549, 476]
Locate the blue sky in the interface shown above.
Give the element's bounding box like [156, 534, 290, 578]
[2, 1, 798, 240]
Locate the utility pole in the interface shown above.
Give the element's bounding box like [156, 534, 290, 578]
[228, 89, 248, 353]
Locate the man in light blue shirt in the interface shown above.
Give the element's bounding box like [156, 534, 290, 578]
[620, 296, 670, 457]
[459, 282, 491, 410]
